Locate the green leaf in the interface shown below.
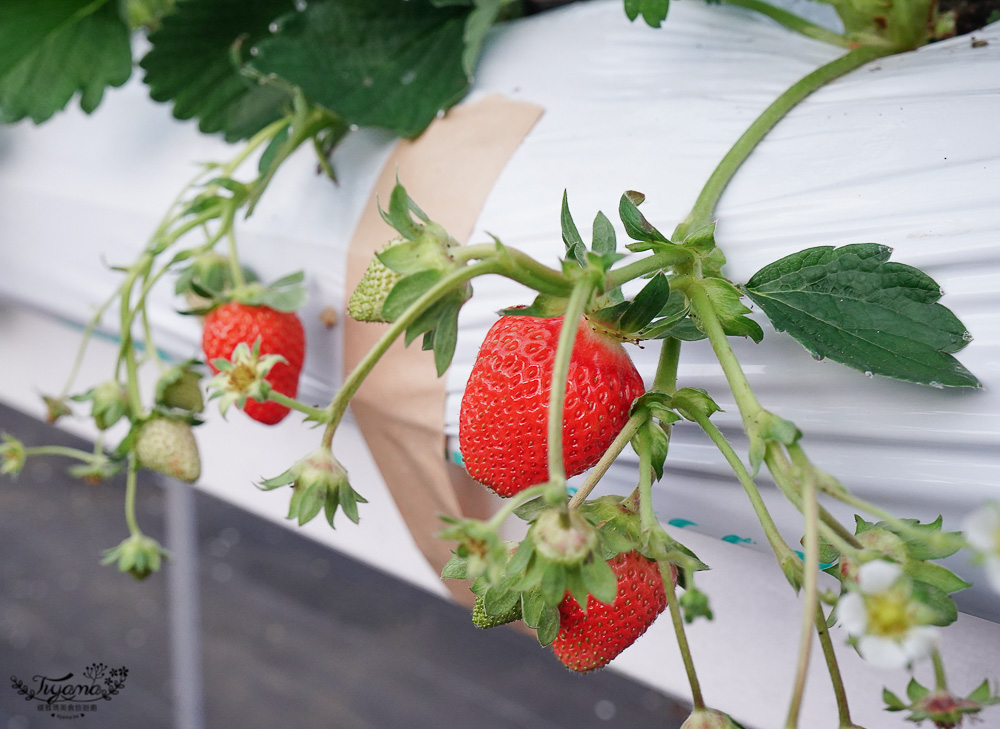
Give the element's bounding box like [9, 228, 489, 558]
[623, 0, 670, 27]
[540, 562, 566, 606]
[882, 688, 907, 711]
[696, 278, 764, 343]
[457, 0, 501, 77]
[912, 581, 958, 626]
[906, 677, 930, 702]
[141, 0, 296, 141]
[743, 244, 980, 387]
[521, 588, 546, 628]
[440, 552, 468, 579]
[250, 0, 471, 138]
[0, 0, 131, 123]
[619, 191, 669, 245]
[483, 581, 520, 616]
[432, 298, 461, 376]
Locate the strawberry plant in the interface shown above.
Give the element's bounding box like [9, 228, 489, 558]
[1, 0, 999, 728]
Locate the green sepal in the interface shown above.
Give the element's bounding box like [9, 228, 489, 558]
[482, 578, 521, 617]
[632, 419, 669, 481]
[906, 560, 971, 595]
[441, 552, 468, 580]
[561, 190, 586, 268]
[619, 190, 670, 246]
[671, 387, 723, 420]
[693, 278, 764, 343]
[907, 677, 930, 703]
[911, 581, 958, 626]
[564, 565, 591, 613]
[591, 210, 617, 256]
[637, 290, 690, 340]
[579, 556, 618, 606]
[382, 270, 444, 321]
[623, 0, 670, 27]
[679, 585, 713, 623]
[235, 272, 307, 313]
[500, 293, 567, 318]
[535, 602, 560, 646]
[472, 591, 521, 629]
[540, 562, 567, 607]
[506, 537, 535, 576]
[883, 687, 908, 711]
[101, 533, 169, 581]
[618, 273, 671, 335]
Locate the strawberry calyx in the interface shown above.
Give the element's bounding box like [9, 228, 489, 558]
[154, 360, 205, 414]
[206, 338, 287, 418]
[680, 708, 747, 729]
[101, 533, 169, 581]
[259, 448, 367, 528]
[70, 380, 131, 431]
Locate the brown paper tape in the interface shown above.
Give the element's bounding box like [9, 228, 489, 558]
[344, 94, 544, 603]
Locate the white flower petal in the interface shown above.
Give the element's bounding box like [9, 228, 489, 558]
[900, 626, 939, 663]
[837, 592, 868, 636]
[983, 556, 1000, 595]
[963, 503, 1000, 553]
[857, 635, 909, 670]
[857, 560, 903, 594]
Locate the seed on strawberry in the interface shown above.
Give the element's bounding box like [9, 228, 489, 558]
[551, 550, 668, 673]
[459, 314, 645, 497]
[134, 417, 201, 483]
[202, 302, 305, 425]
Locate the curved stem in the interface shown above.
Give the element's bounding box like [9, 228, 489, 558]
[814, 605, 855, 729]
[226, 227, 247, 289]
[322, 260, 503, 448]
[568, 410, 647, 509]
[58, 297, 118, 399]
[664, 569, 706, 710]
[931, 648, 949, 691]
[265, 390, 328, 421]
[124, 454, 141, 538]
[605, 249, 695, 291]
[453, 243, 573, 297]
[722, 0, 852, 47]
[23, 445, 107, 463]
[785, 470, 820, 728]
[546, 282, 595, 486]
[652, 337, 682, 393]
[673, 46, 891, 240]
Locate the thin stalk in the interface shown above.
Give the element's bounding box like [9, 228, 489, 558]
[118, 268, 146, 415]
[931, 648, 949, 691]
[452, 243, 573, 297]
[822, 485, 953, 548]
[814, 605, 855, 729]
[664, 570, 706, 710]
[322, 260, 503, 448]
[673, 46, 891, 240]
[652, 337, 682, 393]
[546, 282, 596, 486]
[785, 471, 820, 729]
[689, 410, 799, 566]
[226, 227, 247, 289]
[636, 425, 659, 531]
[57, 297, 118, 399]
[722, 0, 852, 47]
[23, 445, 107, 463]
[568, 411, 647, 510]
[487, 482, 554, 531]
[265, 391, 328, 421]
[604, 249, 694, 291]
[124, 454, 141, 537]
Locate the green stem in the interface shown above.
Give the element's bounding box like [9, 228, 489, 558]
[785, 469, 820, 729]
[118, 266, 147, 416]
[546, 282, 596, 487]
[604, 249, 694, 291]
[23, 445, 106, 463]
[814, 605, 855, 729]
[226, 227, 247, 289]
[58, 297, 118, 399]
[722, 0, 852, 47]
[664, 569, 706, 710]
[124, 454, 141, 538]
[266, 390, 328, 422]
[635, 424, 659, 531]
[689, 410, 800, 567]
[322, 260, 503, 448]
[453, 243, 573, 297]
[823, 485, 951, 548]
[673, 46, 892, 240]
[487, 482, 554, 531]
[931, 648, 949, 692]
[652, 337, 682, 393]
[568, 410, 647, 510]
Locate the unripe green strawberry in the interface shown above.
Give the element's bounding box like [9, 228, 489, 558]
[472, 593, 522, 629]
[552, 550, 667, 673]
[347, 237, 405, 323]
[135, 417, 201, 483]
[459, 314, 645, 497]
[155, 363, 204, 413]
[681, 709, 745, 729]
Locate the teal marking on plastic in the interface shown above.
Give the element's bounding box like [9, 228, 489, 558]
[794, 550, 836, 570]
[451, 450, 464, 466]
[566, 486, 579, 495]
[668, 518, 698, 529]
[721, 534, 754, 545]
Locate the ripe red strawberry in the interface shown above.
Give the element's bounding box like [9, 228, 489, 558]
[202, 302, 305, 425]
[459, 314, 645, 497]
[552, 550, 668, 673]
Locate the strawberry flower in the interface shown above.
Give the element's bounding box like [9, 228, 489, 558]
[961, 502, 1000, 594]
[206, 339, 285, 417]
[837, 560, 939, 669]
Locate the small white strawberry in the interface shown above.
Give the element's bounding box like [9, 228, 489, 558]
[134, 417, 201, 483]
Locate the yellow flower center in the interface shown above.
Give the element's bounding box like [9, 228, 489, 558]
[866, 590, 912, 638]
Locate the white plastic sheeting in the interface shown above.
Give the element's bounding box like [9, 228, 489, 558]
[1, 1, 999, 727]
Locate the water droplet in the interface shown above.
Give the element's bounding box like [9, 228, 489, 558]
[249, 46, 260, 57]
[436, 109, 446, 119]
[963, 331, 974, 342]
[810, 350, 824, 361]
[268, 21, 279, 32]
[362, 76, 373, 87]
[400, 70, 416, 85]
[348, 124, 359, 132]
[864, 371, 873, 378]
[929, 380, 944, 389]
[294, 0, 307, 10]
